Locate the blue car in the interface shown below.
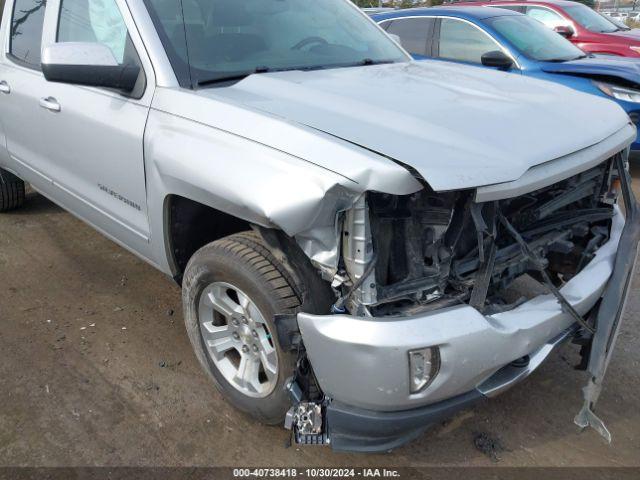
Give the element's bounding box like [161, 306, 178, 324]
[372, 6, 640, 150]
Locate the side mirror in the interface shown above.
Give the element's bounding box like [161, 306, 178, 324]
[42, 42, 140, 93]
[481, 50, 513, 70]
[554, 25, 575, 38]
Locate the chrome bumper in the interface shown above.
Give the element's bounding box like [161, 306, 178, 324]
[298, 207, 626, 412]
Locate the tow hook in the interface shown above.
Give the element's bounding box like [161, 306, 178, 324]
[284, 380, 329, 446]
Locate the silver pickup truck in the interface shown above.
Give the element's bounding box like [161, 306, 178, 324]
[0, 0, 638, 452]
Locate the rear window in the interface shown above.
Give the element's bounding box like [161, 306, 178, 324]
[9, 0, 47, 69]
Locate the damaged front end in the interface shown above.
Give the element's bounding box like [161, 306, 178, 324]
[284, 153, 639, 451]
[337, 158, 618, 319]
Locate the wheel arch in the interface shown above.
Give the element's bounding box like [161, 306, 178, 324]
[164, 194, 252, 283]
[163, 193, 335, 312]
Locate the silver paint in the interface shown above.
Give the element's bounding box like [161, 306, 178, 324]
[297, 209, 625, 411]
[477, 324, 578, 398]
[198, 281, 279, 398]
[341, 194, 377, 307]
[204, 61, 631, 191]
[475, 124, 635, 202]
[0, 0, 636, 424]
[41, 42, 119, 67]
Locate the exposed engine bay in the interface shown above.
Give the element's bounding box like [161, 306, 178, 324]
[337, 158, 620, 317]
[284, 154, 637, 449]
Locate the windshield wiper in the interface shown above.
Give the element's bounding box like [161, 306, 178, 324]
[196, 66, 270, 88]
[282, 58, 398, 72]
[360, 58, 397, 66]
[195, 58, 397, 87]
[565, 54, 590, 61]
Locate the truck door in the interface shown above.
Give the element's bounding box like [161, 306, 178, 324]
[0, 0, 52, 185]
[0, 0, 154, 257]
[0, 0, 11, 169]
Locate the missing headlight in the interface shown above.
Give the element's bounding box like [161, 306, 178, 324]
[335, 157, 617, 318]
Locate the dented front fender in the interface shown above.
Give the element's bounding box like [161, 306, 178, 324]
[144, 91, 422, 275]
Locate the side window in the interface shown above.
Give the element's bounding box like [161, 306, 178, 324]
[438, 18, 501, 64]
[385, 17, 434, 57]
[379, 19, 392, 31]
[58, 0, 137, 66]
[525, 6, 566, 28]
[9, 0, 47, 69]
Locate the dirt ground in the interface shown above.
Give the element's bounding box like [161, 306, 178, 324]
[0, 169, 639, 468]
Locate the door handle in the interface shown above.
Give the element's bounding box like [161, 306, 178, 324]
[0, 81, 10, 94]
[39, 96, 61, 112]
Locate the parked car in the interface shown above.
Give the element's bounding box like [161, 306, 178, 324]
[362, 7, 396, 14]
[605, 11, 629, 19]
[602, 13, 634, 31]
[604, 10, 640, 23]
[450, 0, 640, 57]
[1, 0, 638, 452]
[373, 7, 640, 151]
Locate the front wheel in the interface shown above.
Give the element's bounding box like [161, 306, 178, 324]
[182, 231, 302, 424]
[0, 169, 25, 212]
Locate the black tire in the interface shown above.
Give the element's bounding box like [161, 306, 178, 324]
[0, 170, 25, 212]
[182, 231, 304, 424]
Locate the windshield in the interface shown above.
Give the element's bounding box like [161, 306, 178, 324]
[143, 0, 408, 88]
[564, 4, 618, 33]
[602, 13, 630, 30]
[488, 14, 585, 61]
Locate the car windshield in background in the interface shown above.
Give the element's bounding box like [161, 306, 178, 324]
[564, 4, 619, 33]
[602, 13, 631, 30]
[488, 15, 586, 61]
[143, 0, 408, 88]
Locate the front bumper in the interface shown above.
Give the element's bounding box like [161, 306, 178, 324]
[298, 203, 637, 451]
[324, 325, 576, 452]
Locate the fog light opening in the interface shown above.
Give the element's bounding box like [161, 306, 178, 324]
[408, 347, 440, 394]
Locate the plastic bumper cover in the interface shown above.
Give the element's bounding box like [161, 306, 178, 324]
[298, 202, 636, 451]
[325, 325, 577, 452]
[298, 208, 624, 412]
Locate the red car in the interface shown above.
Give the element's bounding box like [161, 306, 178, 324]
[449, 0, 640, 57]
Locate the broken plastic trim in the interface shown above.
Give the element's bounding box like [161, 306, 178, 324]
[497, 211, 596, 335]
[469, 202, 497, 311]
[285, 380, 330, 446]
[332, 252, 378, 313]
[345, 161, 614, 317]
[574, 153, 640, 443]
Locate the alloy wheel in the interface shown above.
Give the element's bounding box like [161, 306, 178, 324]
[198, 282, 279, 398]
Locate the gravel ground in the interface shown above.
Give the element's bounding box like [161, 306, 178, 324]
[0, 168, 639, 467]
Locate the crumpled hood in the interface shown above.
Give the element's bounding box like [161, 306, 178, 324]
[197, 61, 630, 191]
[540, 55, 640, 86]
